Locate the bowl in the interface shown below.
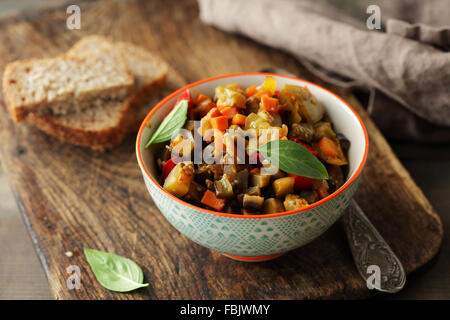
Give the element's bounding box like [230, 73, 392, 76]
[136, 73, 369, 262]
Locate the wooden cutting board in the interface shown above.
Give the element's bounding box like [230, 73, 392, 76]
[0, 0, 443, 299]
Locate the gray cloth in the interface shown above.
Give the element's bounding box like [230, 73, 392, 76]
[198, 0, 450, 142]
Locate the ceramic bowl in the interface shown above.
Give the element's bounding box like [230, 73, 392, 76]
[136, 73, 368, 262]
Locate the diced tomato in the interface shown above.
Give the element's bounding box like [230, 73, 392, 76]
[316, 186, 329, 199]
[161, 157, 181, 182]
[261, 96, 279, 115]
[175, 89, 193, 110]
[289, 138, 318, 157]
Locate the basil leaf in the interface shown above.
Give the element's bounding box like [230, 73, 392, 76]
[84, 248, 149, 292]
[256, 140, 328, 179]
[145, 99, 188, 147]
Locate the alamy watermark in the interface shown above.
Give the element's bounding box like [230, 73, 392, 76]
[66, 5, 81, 30]
[366, 5, 381, 30]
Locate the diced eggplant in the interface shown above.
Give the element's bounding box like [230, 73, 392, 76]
[327, 165, 345, 192]
[299, 190, 319, 204]
[251, 173, 271, 188]
[272, 177, 295, 198]
[246, 186, 261, 196]
[215, 174, 234, 199]
[289, 122, 314, 143]
[245, 96, 260, 115]
[313, 179, 329, 190]
[234, 169, 249, 193]
[184, 181, 206, 203]
[337, 133, 351, 153]
[313, 122, 336, 140]
[163, 162, 194, 197]
[243, 194, 265, 211]
[284, 194, 309, 211]
[263, 198, 285, 214]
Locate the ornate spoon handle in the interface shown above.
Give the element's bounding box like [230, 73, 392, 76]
[342, 200, 406, 293]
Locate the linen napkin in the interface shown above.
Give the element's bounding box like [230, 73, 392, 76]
[198, 0, 450, 142]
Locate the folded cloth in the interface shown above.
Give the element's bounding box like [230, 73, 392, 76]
[198, 0, 450, 142]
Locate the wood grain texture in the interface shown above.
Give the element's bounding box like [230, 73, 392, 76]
[0, 0, 443, 299]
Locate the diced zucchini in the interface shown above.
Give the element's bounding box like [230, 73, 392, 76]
[215, 174, 234, 199]
[243, 194, 265, 211]
[251, 173, 271, 188]
[272, 177, 295, 198]
[263, 198, 285, 214]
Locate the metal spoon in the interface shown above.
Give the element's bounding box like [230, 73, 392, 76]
[260, 67, 406, 293]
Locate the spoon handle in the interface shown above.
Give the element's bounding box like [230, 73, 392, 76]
[342, 200, 406, 293]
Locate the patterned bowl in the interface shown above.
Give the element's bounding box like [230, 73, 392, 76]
[136, 73, 368, 262]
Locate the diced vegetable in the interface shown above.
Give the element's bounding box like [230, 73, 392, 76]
[318, 137, 338, 158]
[219, 106, 238, 119]
[161, 157, 180, 182]
[231, 113, 247, 126]
[246, 186, 261, 196]
[263, 198, 284, 214]
[201, 190, 227, 211]
[299, 190, 319, 204]
[205, 107, 222, 119]
[313, 122, 336, 140]
[210, 116, 229, 131]
[246, 85, 257, 97]
[260, 96, 279, 115]
[284, 194, 309, 211]
[175, 89, 193, 110]
[243, 194, 265, 211]
[289, 123, 314, 143]
[163, 162, 194, 197]
[215, 174, 234, 199]
[251, 173, 271, 188]
[316, 186, 329, 199]
[273, 177, 295, 198]
[327, 165, 345, 191]
[288, 173, 314, 190]
[259, 76, 277, 96]
[184, 181, 206, 203]
[215, 86, 247, 109]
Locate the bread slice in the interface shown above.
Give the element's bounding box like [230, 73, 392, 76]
[67, 36, 168, 108]
[26, 36, 170, 150]
[3, 49, 134, 122]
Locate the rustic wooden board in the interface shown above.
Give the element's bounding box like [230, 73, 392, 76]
[0, 0, 443, 299]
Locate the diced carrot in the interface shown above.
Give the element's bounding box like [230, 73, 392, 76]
[213, 129, 225, 154]
[246, 85, 258, 97]
[249, 168, 260, 175]
[195, 101, 215, 117]
[260, 96, 279, 115]
[231, 113, 247, 125]
[196, 93, 210, 104]
[205, 107, 222, 119]
[318, 137, 338, 158]
[201, 190, 226, 211]
[220, 106, 238, 119]
[316, 186, 329, 199]
[210, 116, 229, 131]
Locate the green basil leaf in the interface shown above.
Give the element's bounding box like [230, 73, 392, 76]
[145, 99, 188, 147]
[256, 140, 328, 179]
[84, 248, 149, 292]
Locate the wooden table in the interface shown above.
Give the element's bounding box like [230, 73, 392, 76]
[0, 0, 446, 299]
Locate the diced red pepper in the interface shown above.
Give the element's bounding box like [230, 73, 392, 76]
[248, 151, 264, 165]
[287, 138, 318, 190]
[161, 157, 181, 182]
[175, 89, 193, 110]
[289, 138, 318, 157]
[288, 173, 314, 190]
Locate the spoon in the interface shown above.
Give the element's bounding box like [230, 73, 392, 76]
[260, 67, 406, 293]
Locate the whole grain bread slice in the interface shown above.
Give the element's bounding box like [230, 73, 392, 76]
[3, 48, 134, 122]
[26, 36, 171, 150]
